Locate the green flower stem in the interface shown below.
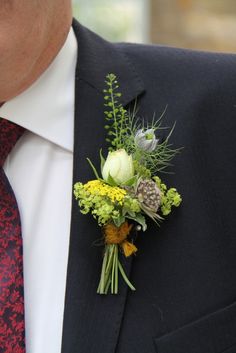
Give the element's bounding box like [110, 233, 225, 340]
[111, 248, 115, 294]
[104, 277, 111, 294]
[98, 245, 111, 294]
[97, 244, 136, 294]
[118, 260, 136, 291]
[111, 244, 119, 294]
[97, 244, 117, 294]
[105, 245, 115, 275]
[115, 246, 118, 293]
[97, 247, 109, 294]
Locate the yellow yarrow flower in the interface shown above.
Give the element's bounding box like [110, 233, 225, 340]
[84, 180, 127, 204]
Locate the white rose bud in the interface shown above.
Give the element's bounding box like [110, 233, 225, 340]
[134, 128, 158, 152]
[102, 149, 134, 185]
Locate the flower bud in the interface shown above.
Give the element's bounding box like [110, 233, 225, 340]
[134, 129, 158, 152]
[102, 149, 134, 185]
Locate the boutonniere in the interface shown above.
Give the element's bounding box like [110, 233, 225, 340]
[74, 74, 182, 294]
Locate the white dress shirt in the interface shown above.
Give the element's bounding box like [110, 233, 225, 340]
[0, 28, 77, 353]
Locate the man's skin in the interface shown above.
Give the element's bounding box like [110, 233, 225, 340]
[0, 0, 72, 103]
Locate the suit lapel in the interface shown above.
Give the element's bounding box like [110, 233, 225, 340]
[61, 20, 145, 353]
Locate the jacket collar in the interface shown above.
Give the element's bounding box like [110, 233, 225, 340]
[72, 19, 145, 107]
[61, 20, 145, 353]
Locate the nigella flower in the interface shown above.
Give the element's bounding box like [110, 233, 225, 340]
[134, 129, 158, 152]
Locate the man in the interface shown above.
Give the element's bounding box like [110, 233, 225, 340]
[0, 1, 235, 353]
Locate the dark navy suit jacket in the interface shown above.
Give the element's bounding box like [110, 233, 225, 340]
[61, 19, 236, 353]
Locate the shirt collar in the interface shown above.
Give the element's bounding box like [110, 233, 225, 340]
[0, 27, 77, 153]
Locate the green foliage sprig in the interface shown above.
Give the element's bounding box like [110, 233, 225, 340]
[104, 74, 130, 151]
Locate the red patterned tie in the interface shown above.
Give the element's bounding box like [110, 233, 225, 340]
[0, 118, 25, 352]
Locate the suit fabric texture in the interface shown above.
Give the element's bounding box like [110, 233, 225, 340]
[61, 19, 236, 353]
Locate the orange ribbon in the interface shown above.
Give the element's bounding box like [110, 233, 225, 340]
[104, 222, 137, 257]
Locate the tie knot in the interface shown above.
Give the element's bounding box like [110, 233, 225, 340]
[0, 118, 25, 167]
